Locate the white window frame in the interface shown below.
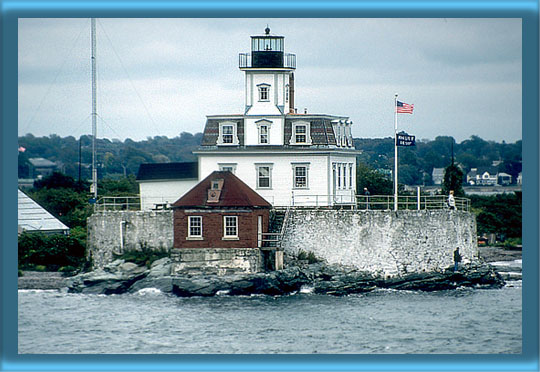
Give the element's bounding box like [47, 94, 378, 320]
[187, 216, 203, 240]
[255, 163, 273, 189]
[257, 83, 270, 102]
[218, 163, 237, 173]
[349, 163, 353, 189]
[290, 121, 312, 145]
[256, 119, 272, 145]
[217, 121, 239, 145]
[292, 163, 310, 189]
[223, 216, 239, 239]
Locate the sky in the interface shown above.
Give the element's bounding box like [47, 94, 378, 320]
[18, 18, 522, 143]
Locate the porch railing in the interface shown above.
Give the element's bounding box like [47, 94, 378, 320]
[94, 196, 141, 212]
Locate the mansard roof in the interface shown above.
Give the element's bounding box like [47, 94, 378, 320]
[172, 171, 272, 209]
[200, 113, 350, 148]
[136, 162, 198, 181]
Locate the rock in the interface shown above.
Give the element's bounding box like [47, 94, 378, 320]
[147, 258, 172, 277]
[129, 276, 174, 294]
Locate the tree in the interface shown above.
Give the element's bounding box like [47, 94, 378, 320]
[441, 163, 464, 197]
[356, 163, 393, 195]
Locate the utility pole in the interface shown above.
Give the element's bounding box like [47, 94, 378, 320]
[91, 18, 98, 200]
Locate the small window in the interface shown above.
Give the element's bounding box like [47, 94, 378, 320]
[285, 84, 289, 103]
[222, 125, 234, 144]
[258, 84, 270, 101]
[337, 165, 341, 189]
[224, 216, 238, 238]
[290, 122, 312, 145]
[349, 164, 353, 189]
[260, 125, 268, 144]
[257, 165, 272, 189]
[217, 122, 238, 145]
[219, 163, 237, 173]
[188, 216, 202, 238]
[295, 125, 306, 143]
[293, 165, 308, 189]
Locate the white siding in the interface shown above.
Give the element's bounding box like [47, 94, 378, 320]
[199, 152, 356, 206]
[139, 180, 198, 210]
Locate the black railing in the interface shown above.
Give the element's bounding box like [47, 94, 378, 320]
[239, 53, 296, 69]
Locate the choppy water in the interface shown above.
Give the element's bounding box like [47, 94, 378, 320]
[18, 283, 521, 354]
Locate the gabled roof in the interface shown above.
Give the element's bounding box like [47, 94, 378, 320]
[18, 190, 69, 233]
[172, 171, 272, 208]
[136, 162, 198, 181]
[28, 157, 56, 167]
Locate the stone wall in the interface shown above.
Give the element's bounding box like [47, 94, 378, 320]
[281, 210, 478, 277]
[170, 248, 263, 275]
[87, 210, 173, 269]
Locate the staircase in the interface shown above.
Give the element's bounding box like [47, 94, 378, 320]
[261, 207, 289, 249]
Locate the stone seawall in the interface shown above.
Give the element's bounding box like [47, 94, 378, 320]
[88, 211, 173, 269]
[170, 248, 263, 275]
[281, 210, 478, 277]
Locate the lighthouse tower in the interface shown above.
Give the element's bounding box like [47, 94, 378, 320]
[195, 28, 358, 206]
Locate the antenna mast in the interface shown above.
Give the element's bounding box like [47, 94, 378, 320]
[91, 18, 98, 200]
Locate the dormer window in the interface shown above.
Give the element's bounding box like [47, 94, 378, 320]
[217, 121, 239, 145]
[258, 84, 270, 102]
[290, 121, 312, 145]
[256, 119, 272, 145]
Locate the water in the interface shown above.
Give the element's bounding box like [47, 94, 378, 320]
[18, 283, 522, 354]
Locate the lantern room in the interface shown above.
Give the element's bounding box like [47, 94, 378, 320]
[239, 27, 296, 69]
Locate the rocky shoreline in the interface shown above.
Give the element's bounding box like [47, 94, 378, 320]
[19, 246, 520, 296]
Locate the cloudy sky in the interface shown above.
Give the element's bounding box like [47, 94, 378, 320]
[18, 18, 522, 143]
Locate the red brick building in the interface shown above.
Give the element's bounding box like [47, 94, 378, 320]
[172, 171, 272, 249]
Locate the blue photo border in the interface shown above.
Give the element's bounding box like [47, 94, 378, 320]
[2, 1, 538, 371]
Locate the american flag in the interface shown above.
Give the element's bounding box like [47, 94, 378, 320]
[396, 101, 414, 114]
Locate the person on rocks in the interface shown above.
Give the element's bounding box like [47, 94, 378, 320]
[453, 247, 462, 272]
[447, 190, 456, 210]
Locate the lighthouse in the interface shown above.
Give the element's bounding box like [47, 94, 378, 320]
[195, 27, 358, 207]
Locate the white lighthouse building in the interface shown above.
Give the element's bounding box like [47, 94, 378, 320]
[194, 27, 358, 207]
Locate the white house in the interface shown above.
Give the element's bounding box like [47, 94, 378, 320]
[194, 27, 358, 207]
[137, 162, 198, 210]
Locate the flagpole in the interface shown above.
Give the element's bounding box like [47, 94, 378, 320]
[394, 93, 398, 211]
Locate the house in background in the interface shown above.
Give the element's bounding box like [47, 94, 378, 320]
[28, 157, 58, 179]
[18, 189, 69, 235]
[171, 171, 273, 274]
[136, 162, 198, 210]
[497, 172, 512, 185]
[431, 168, 445, 185]
[466, 167, 498, 186]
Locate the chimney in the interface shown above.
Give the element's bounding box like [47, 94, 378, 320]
[289, 73, 295, 113]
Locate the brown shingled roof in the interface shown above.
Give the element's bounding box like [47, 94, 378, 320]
[172, 171, 272, 208]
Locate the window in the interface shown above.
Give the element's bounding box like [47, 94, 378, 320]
[337, 165, 341, 189]
[295, 125, 306, 143]
[222, 125, 233, 143]
[223, 216, 238, 238]
[219, 163, 237, 173]
[290, 121, 312, 145]
[292, 163, 309, 189]
[260, 125, 268, 144]
[258, 84, 270, 102]
[188, 216, 202, 238]
[256, 164, 273, 189]
[217, 122, 239, 145]
[285, 84, 289, 103]
[349, 164, 353, 189]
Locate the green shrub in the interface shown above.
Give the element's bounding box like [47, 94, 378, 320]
[18, 231, 87, 271]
